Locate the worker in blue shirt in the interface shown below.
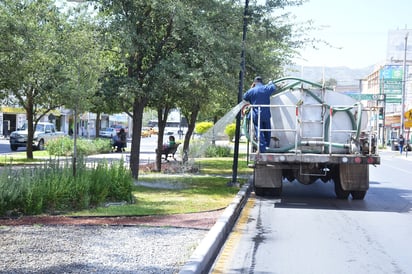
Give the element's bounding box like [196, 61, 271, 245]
[243, 76, 276, 152]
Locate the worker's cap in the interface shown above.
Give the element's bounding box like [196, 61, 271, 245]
[254, 76, 263, 82]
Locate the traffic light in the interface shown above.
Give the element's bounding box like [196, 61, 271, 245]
[379, 107, 384, 120]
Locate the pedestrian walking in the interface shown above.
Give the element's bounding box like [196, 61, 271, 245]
[398, 134, 405, 154]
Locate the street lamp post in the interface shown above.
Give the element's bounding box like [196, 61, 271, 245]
[230, 0, 249, 186]
[401, 32, 408, 136]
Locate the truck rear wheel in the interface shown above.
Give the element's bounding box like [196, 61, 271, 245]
[334, 180, 350, 199]
[254, 186, 282, 197]
[350, 191, 366, 200]
[333, 170, 350, 199]
[254, 186, 265, 196]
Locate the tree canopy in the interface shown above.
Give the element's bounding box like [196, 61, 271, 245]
[0, 0, 312, 176]
[0, 0, 69, 158]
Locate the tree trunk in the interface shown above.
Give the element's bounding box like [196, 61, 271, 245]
[182, 109, 199, 162]
[25, 96, 35, 159]
[155, 106, 172, 171]
[95, 112, 101, 138]
[130, 98, 146, 179]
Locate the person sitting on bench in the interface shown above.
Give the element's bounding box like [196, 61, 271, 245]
[112, 128, 127, 152]
[157, 135, 180, 161]
[163, 135, 175, 149]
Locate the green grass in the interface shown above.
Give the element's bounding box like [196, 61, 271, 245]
[0, 148, 252, 217]
[0, 150, 50, 164]
[196, 156, 250, 175]
[70, 157, 252, 217]
[71, 176, 241, 216]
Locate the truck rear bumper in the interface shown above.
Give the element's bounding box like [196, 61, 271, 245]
[250, 153, 380, 165]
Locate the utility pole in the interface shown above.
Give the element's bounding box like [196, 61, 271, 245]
[401, 32, 409, 136]
[230, 0, 249, 186]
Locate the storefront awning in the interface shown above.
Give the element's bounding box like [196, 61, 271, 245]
[1, 106, 25, 114]
[0, 106, 61, 116]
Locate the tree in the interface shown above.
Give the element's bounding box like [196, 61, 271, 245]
[168, 0, 241, 158]
[324, 78, 338, 87]
[94, 0, 219, 178]
[147, 0, 241, 169]
[92, 0, 310, 178]
[148, 59, 183, 171]
[58, 5, 105, 174]
[0, 0, 68, 159]
[178, 0, 307, 157]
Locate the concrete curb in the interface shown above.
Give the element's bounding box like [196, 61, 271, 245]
[179, 181, 252, 274]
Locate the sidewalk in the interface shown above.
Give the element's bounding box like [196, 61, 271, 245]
[379, 147, 412, 161]
[86, 151, 157, 166]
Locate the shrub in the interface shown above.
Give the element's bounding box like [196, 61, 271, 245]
[0, 158, 133, 216]
[47, 137, 112, 157]
[224, 123, 236, 141]
[205, 145, 232, 157]
[46, 136, 73, 156]
[195, 121, 214, 135]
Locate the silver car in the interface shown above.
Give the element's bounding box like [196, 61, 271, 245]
[99, 127, 117, 138]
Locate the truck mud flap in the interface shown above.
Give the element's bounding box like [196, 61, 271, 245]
[253, 165, 282, 196]
[339, 164, 369, 191]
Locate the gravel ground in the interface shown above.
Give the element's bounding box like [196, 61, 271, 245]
[0, 225, 207, 274]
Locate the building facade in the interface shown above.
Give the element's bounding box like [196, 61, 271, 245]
[365, 29, 412, 145]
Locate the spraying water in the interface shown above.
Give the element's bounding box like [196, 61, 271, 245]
[196, 101, 247, 156]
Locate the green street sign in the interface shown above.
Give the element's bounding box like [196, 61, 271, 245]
[386, 95, 402, 104]
[346, 93, 385, 101]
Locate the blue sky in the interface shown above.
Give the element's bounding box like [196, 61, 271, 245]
[284, 0, 412, 68]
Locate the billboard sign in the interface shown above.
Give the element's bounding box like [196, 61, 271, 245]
[380, 65, 403, 104]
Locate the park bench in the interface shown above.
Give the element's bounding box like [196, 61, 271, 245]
[156, 143, 181, 161]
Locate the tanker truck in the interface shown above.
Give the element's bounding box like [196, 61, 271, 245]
[242, 77, 380, 200]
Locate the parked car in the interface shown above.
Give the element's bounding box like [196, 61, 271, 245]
[141, 127, 152, 138]
[9, 122, 65, 151]
[99, 127, 117, 138]
[149, 127, 158, 135]
[113, 125, 128, 134]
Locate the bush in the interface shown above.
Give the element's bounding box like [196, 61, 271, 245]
[205, 145, 232, 157]
[0, 158, 133, 216]
[46, 136, 73, 156]
[47, 137, 112, 156]
[195, 121, 214, 135]
[224, 123, 236, 141]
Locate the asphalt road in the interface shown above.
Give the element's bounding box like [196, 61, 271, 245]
[211, 150, 412, 274]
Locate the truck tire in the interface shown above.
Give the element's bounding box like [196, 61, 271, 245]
[37, 139, 45, 151]
[10, 144, 18, 151]
[254, 186, 282, 197]
[270, 186, 282, 196]
[254, 186, 265, 196]
[333, 169, 350, 199]
[334, 179, 350, 199]
[350, 191, 366, 200]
